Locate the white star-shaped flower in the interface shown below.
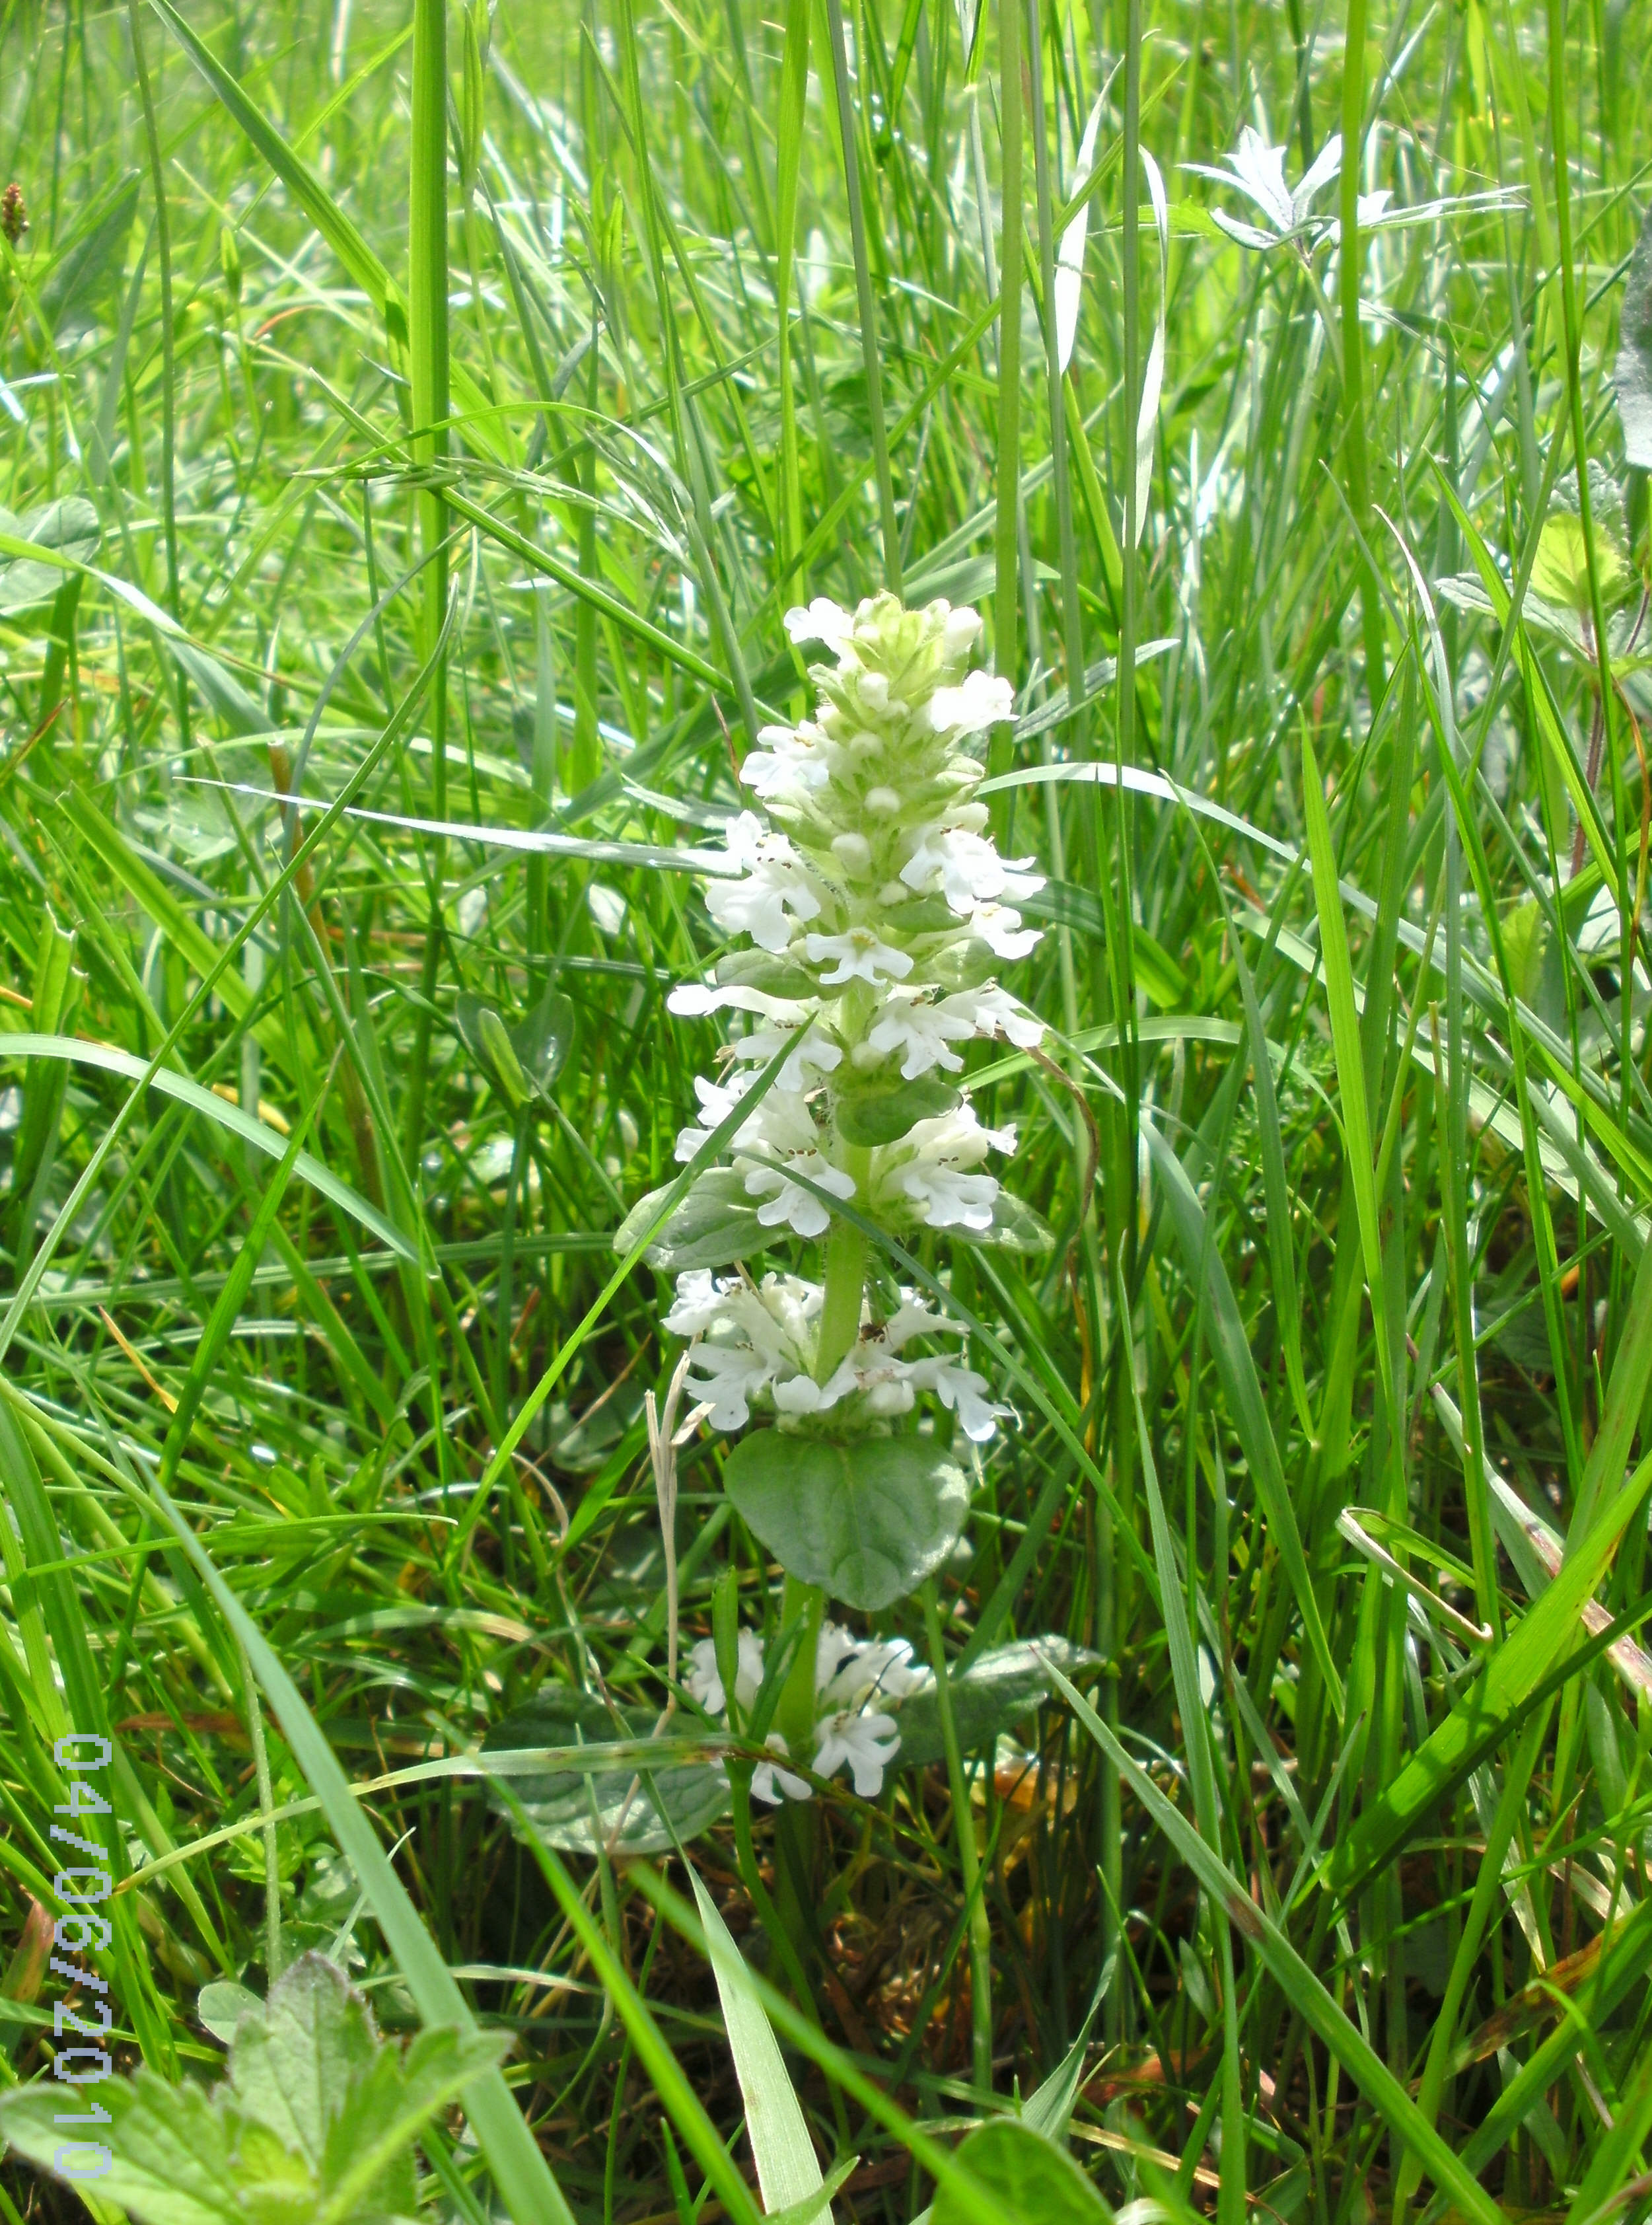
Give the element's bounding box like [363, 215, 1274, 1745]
[905, 1354, 1011, 1443]
[805, 928, 915, 986]
[684, 1630, 765, 1714]
[813, 1706, 901, 1798]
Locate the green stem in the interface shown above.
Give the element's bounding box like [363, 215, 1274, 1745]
[922, 1580, 991, 2093]
[237, 1635, 284, 1982]
[772, 1575, 825, 1984]
[988, 0, 1023, 795]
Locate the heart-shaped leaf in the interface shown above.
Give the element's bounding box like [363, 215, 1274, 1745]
[614, 1167, 766, 1272]
[836, 1074, 961, 1147]
[724, 1430, 970, 1611]
[485, 1687, 728, 1854]
[0, 497, 102, 614]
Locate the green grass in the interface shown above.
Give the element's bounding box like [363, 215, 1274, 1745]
[1, 0, 1651, 2217]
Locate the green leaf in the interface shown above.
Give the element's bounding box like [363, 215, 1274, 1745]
[198, 1979, 263, 2047]
[615, 1167, 768, 1271]
[0, 498, 102, 613]
[455, 985, 575, 1110]
[689, 1869, 831, 2221]
[39, 176, 139, 336]
[836, 1074, 961, 1147]
[1617, 199, 1652, 470]
[485, 1687, 729, 1853]
[724, 1430, 971, 1611]
[932, 2121, 1110, 2225]
[892, 1638, 1099, 1769]
[0, 1952, 507, 2225]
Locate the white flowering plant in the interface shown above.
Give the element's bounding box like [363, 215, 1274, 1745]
[614, 590, 1056, 1801]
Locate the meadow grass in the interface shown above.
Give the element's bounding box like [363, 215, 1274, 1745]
[0, 0, 1650, 2217]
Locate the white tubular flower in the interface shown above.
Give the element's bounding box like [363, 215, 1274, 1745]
[705, 813, 823, 953]
[900, 824, 1044, 913]
[664, 1269, 725, 1337]
[813, 1706, 901, 1798]
[927, 668, 1014, 735]
[751, 1732, 813, 1805]
[741, 1156, 856, 1237]
[683, 1342, 780, 1431]
[742, 722, 832, 801]
[673, 1070, 759, 1162]
[727, 1025, 843, 1084]
[785, 598, 855, 651]
[815, 1621, 863, 1691]
[905, 1354, 1011, 1443]
[772, 1360, 860, 1416]
[804, 928, 916, 987]
[684, 1630, 765, 1714]
[667, 981, 813, 1023]
[866, 990, 975, 1077]
[967, 986, 1045, 1050]
[880, 1296, 965, 1350]
[894, 1162, 1000, 1231]
[970, 902, 1042, 960]
[850, 1637, 925, 1702]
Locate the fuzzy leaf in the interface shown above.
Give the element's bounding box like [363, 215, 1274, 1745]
[615, 1167, 767, 1272]
[725, 1430, 970, 1610]
[485, 1687, 730, 1854]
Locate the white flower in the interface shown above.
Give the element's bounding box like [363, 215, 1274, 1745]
[683, 1342, 781, 1431]
[705, 813, 822, 953]
[664, 1270, 725, 1336]
[893, 1162, 1000, 1231]
[785, 598, 855, 651]
[900, 824, 1042, 913]
[813, 1706, 901, 1798]
[740, 1155, 856, 1237]
[866, 990, 976, 1077]
[673, 1069, 758, 1161]
[927, 668, 1014, 735]
[751, 1732, 813, 1804]
[967, 986, 1044, 1050]
[805, 928, 915, 986]
[684, 1630, 765, 1715]
[970, 903, 1042, 960]
[727, 1025, 843, 1085]
[815, 1622, 863, 1691]
[905, 1354, 1011, 1442]
[880, 1297, 965, 1350]
[667, 980, 814, 1024]
[742, 722, 831, 801]
[772, 1359, 860, 1416]
[1186, 127, 1342, 247]
[850, 1638, 926, 1702]
[941, 605, 984, 659]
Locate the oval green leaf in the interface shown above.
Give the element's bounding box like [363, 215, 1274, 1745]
[725, 1430, 970, 1611]
[933, 2120, 1108, 2225]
